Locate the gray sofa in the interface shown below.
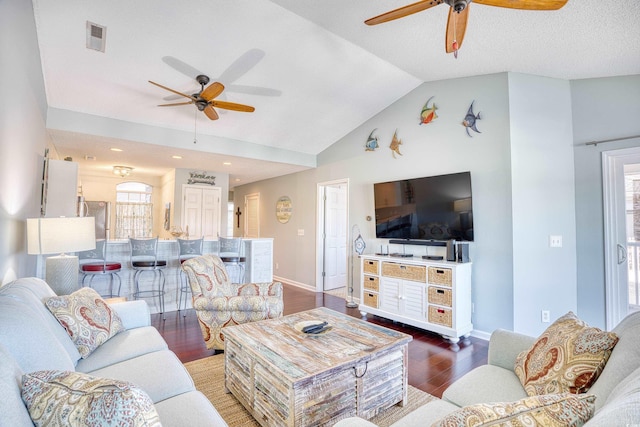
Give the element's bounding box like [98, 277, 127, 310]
[335, 311, 640, 426]
[0, 277, 227, 427]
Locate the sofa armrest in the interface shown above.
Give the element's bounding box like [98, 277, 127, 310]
[109, 300, 151, 329]
[488, 329, 536, 371]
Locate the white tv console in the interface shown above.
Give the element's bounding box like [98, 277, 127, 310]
[359, 254, 472, 343]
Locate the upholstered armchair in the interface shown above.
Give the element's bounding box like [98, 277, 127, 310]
[181, 254, 284, 350]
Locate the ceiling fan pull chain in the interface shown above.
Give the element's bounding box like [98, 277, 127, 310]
[193, 109, 198, 144]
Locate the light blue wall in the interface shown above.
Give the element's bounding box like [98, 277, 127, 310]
[0, 0, 49, 285]
[572, 75, 640, 329]
[508, 74, 577, 335]
[234, 72, 585, 336]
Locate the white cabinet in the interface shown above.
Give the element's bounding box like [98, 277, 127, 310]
[243, 238, 273, 283]
[45, 159, 78, 217]
[360, 255, 472, 343]
[182, 185, 221, 239]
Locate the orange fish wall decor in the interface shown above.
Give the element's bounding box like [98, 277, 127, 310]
[420, 96, 438, 125]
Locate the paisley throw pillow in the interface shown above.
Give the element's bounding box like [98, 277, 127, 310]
[22, 370, 161, 427]
[514, 311, 618, 396]
[46, 287, 124, 358]
[431, 393, 596, 427]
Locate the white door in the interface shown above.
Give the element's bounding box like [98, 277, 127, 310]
[603, 147, 640, 329]
[323, 184, 348, 290]
[182, 185, 221, 239]
[245, 193, 260, 238]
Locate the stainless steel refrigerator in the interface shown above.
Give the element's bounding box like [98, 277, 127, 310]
[85, 201, 111, 240]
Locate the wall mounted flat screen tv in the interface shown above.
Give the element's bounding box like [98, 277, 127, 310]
[374, 172, 473, 241]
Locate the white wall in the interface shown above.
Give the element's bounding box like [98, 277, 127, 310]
[572, 75, 640, 329]
[0, 0, 50, 285]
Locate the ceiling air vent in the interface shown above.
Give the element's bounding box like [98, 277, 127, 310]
[86, 21, 106, 52]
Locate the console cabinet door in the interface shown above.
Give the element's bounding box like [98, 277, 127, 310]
[402, 281, 426, 320]
[380, 277, 401, 313]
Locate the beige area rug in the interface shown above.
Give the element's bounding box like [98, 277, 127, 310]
[184, 354, 436, 427]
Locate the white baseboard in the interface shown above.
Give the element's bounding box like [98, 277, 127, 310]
[273, 275, 315, 291]
[470, 329, 491, 341]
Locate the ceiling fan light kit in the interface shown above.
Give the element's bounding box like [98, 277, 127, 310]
[365, 0, 569, 56]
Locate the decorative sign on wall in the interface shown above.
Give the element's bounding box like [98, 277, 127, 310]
[276, 196, 293, 224]
[188, 171, 216, 185]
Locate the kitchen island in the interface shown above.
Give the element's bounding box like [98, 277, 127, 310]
[37, 238, 274, 314]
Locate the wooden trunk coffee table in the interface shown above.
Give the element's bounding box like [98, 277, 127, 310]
[222, 307, 412, 427]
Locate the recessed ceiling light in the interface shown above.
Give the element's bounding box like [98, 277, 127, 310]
[110, 148, 123, 152]
[172, 155, 182, 159]
[223, 162, 232, 166]
[235, 178, 241, 182]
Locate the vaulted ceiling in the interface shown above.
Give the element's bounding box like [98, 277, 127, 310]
[33, 0, 640, 185]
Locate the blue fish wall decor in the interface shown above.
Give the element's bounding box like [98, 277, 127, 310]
[365, 129, 379, 151]
[462, 101, 482, 137]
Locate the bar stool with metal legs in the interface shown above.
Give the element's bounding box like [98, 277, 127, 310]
[217, 237, 245, 284]
[129, 237, 166, 318]
[176, 237, 203, 316]
[79, 239, 122, 298]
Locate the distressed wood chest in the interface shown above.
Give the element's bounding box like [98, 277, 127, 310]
[222, 307, 412, 427]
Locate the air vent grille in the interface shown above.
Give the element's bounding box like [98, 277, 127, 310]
[86, 21, 106, 52]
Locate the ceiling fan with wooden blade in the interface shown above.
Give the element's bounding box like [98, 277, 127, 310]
[365, 0, 568, 56]
[149, 75, 255, 121]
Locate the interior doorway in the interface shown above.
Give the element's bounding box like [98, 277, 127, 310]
[316, 179, 349, 294]
[244, 193, 260, 238]
[603, 146, 640, 329]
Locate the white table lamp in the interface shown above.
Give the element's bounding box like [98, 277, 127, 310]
[27, 217, 96, 295]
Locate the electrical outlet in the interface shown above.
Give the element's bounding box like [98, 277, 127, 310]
[275, 262, 279, 270]
[297, 229, 304, 236]
[541, 310, 551, 323]
[549, 235, 563, 248]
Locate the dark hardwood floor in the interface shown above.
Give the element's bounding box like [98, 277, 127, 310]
[151, 284, 488, 398]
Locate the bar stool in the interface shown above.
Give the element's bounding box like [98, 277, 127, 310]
[218, 237, 245, 284]
[129, 237, 166, 318]
[78, 239, 122, 298]
[176, 237, 203, 316]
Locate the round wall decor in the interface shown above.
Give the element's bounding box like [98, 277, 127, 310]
[276, 196, 292, 223]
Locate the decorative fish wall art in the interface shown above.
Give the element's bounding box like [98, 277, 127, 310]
[365, 129, 379, 151]
[389, 130, 403, 158]
[462, 101, 482, 137]
[420, 96, 438, 125]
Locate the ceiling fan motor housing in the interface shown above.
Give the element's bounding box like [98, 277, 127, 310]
[445, 0, 470, 12]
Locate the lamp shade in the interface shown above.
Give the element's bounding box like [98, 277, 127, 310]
[27, 217, 96, 255]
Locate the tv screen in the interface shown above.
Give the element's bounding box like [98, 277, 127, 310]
[374, 172, 473, 241]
